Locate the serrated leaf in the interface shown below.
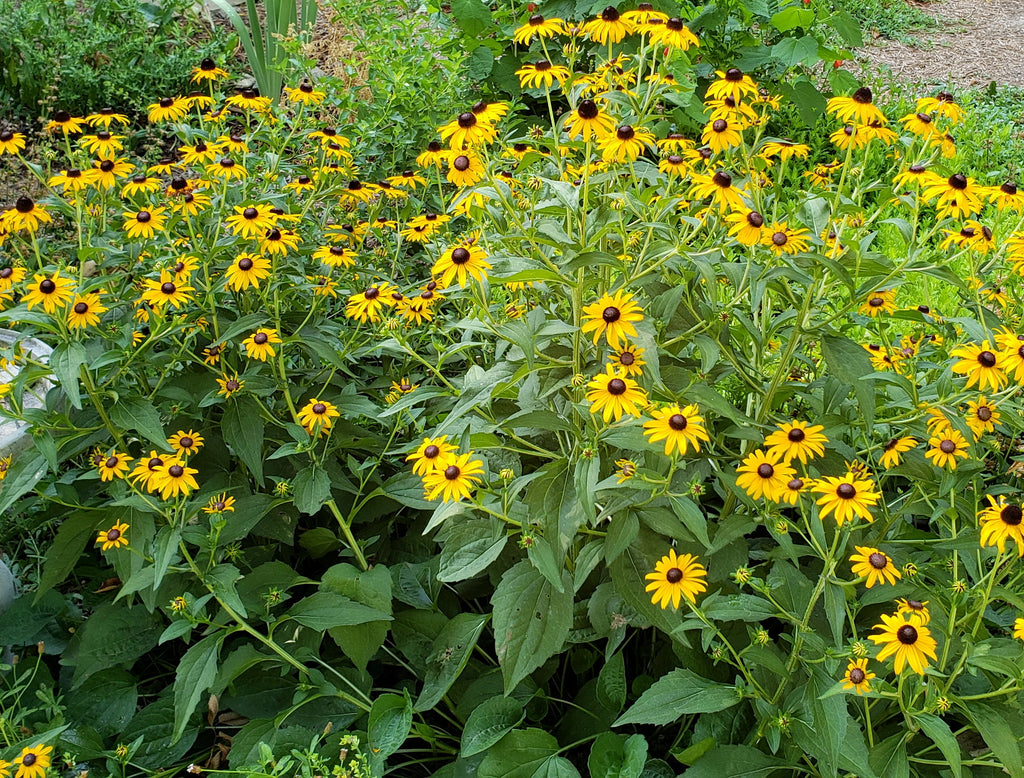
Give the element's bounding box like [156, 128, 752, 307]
[49, 341, 86, 409]
[597, 651, 626, 712]
[451, 0, 491, 35]
[415, 612, 490, 712]
[286, 591, 391, 630]
[589, 732, 648, 778]
[461, 696, 525, 757]
[614, 669, 738, 726]
[368, 692, 413, 768]
[492, 561, 573, 694]
[110, 397, 167, 448]
[292, 465, 331, 514]
[322, 563, 392, 671]
[438, 518, 507, 583]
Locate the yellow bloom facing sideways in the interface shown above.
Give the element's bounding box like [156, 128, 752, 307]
[827, 86, 887, 126]
[513, 13, 565, 44]
[346, 282, 398, 323]
[645, 548, 707, 608]
[842, 659, 875, 695]
[97, 522, 129, 551]
[649, 17, 698, 50]
[67, 292, 107, 329]
[850, 546, 902, 588]
[643, 404, 710, 456]
[584, 6, 634, 44]
[0, 130, 26, 156]
[581, 290, 643, 349]
[978, 495, 1024, 557]
[422, 451, 485, 501]
[724, 210, 767, 245]
[920, 172, 983, 220]
[706, 68, 759, 103]
[924, 428, 969, 470]
[297, 398, 340, 436]
[896, 598, 930, 625]
[585, 365, 647, 422]
[859, 289, 897, 317]
[96, 452, 131, 481]
[879, 436, 916, 469]
[869, 613, 938, 675]
[950, 342, 1007, 392]
[764, 420, 827, 464]
[812, 472, 881, 526]
[735, 449, 795, 502]
[516, 60, 571, 90]
[702, 117, 743, 154]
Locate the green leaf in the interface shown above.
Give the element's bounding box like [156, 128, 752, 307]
[461, 696, 525, 757]
[321, 563, 393, 671]
[492, 561, 573, 694]
[207, 564, 248, 618]
[614, 669, 738, 726]
[292, 465, 331, 514]
[173, 635, 220, 743]
[589, 732, 648, 778]
[668, 497, 711, 548]
[36, 511, 102, 597]
[438, 518, 507, 583]
[286, 591, 391, 630]
[222, 399, 265, 485]
[605, 513, 639, 563]
[368, 692, 413, 766]
[770, 35, 819, 67]
[451, 0, 491, 36]
[65, 669, 137, 739]
[110, 397, 167, 448]
[821, 334, 876, 430]
[0, 450, 48, 516]
[824, 582, 846, 646]
[464, 44, 494, 81]
[532, 757, 581, 777]
[415, 612, 490, 712]
[770, 6, 814, 30]
[122, 698, 198, 769]
[685, 745, 785, 777]
[969, 703, 1024, 778]
[71, 602, 162, 687]
[479, 729, 558, 778]
[49, 341, 86, 409]
[915, 714, 962, 778]
[828, 10, 864, 46]
[868, 733, 910, 778]
[597, 650, 627, 712]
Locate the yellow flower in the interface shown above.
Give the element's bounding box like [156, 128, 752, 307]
[978, 495, 1024, 557]
[203, 494, 236, 514]
[879, 437, 916, 469]
[140, 270, 194, 309]
[896, 598, 930, 625]
[585, 365, 648, 422]
[67, 293, 107, 329]
[433, 243, 491, 288]
[242, 328, 282, 361]
[151, 459, 199, 500]
[123, 207, 168, 240]
[168, 430, 204, 456]
[827, 86, 886, 125]
[841, 659, 875, 695]
[581, 290, 643, 349]
[812, 472, 880, 526]
[422, 452, 485, 501]
[764, 420, 827, 464]
[0, 130, 26, 156]
[97, 523, 129, 551]
[735, 449, 794, 503]
[513, 13, 565, 44]
[849, 546, 901, 588]
[148, 96, 189, 123]
[583, 6, 634, 44]
[297, 398, 341, 436]
[869, 613, 938, 675]
[96, 452, 131, 481]
[22, 272, 75, 314]
[924, 428, 969, 470]
[965, 396, 999, 437]
[950, 342, 1006, 392]
[13, 745, 52, 778]
[516, 60, 571, 90]
[1014, 618, 1024, 641]
[642, 405, 710, 456]
[407, 436, 458, 476]
[644, 548, 707, 608]
[859, 289, 897, 317]
[346, 283, 398, 323]
[599, 125, 655, 163]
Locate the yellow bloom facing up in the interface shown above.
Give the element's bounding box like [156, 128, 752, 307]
[812, 472, 881, 526]
[140, 270, 194, 309]
[22, 272, 75, 314]
[645, 548, 707, 608]
[608, 343, 645, 376]
[284, 81, 326, 104]
[584, 6, 634, 44]
[859, 289, 897, 317]
[762, 222, 811, 255]
[225, 253, 271, 291]
[735, 449, 795, 503]
[226, 204, 277, 238]
[97, 522, 129, 551]
[407, 436, 458, 476]
[216, 374, 244, 397]
[151, 459, 199, 500]
[438, 111, 498, 149]
[702, 117, 743, 154]
[706, 68, 759, 103]
[643, 405, 710, 456]
[924, 428, 969, 470]
[168, 430, 204, 456]
[599, 124, 655, 163]
[446, 151, 486, 187]
[297, 398, 341, 436]
[96, 452, 131, 481]
[764, 420, 827, 464]
[950, 342, 1007, 392]
[203, 493, 236, 514]
[869, 613, 938, 675]
[841, 659, 875, 695]
[849, 546, 901, 588]
[978, 495, 1024, 557]
[346, 283, 399, 323]
[433, 243, 491, 288]
[585, 366, 648, 422]
[123, 207, 168, 240]
[422, 452, 485, 501]
[966, 396, 999, 437]
[12, 744, 52, 778]
[67, 293, 107, 329]
[581, 290, 644, 350]
[243, 328, 282, 361]
[3, 196, 52, 233]
[563, 99, 616, 142]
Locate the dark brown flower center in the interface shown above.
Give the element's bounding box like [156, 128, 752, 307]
[939, 439, 956, 454]
[529, 13, 544, 24]
[169, 465, 184, 477]
[312, 403, 327, 415]
[161, 282, 176, 294]
[836, 483, 856, 499]
[148, 457, 163, 469]
[238, 257, 254, 271]
[978, 350, 997, 367]
[977, 406, 992, 421]
[453, 155, 471, 171]
[897, 625, 918, 644]
[669, 414, 687, 430]
[746, 211, 764, 227]
[100, 160, 115, 172]
[915, 113, 931, 123]
[179, 437, 194, 448]
[601, 6, 620, 21]
[666, 17, 683, 30]
[54, 110, 71, 122]
[39, 279, 56, 293]
[266, 228, 282, 241]
[868, 552, 888, 569]
[849, 667, 866, 684]
[105, 530, 120, 542]
[787, 427, 805, 442]
[666, 567, 683, 583]
[457, 112, 477, 128]
[666, 154, 684, 165]
[787, 478, 803, 491]
[1001, 182, 1018, 195]
[136, 211, 151, 223]
[577, 100, 600, 120]
[254, 332, 269, 344]
[444, 465, 460, 480]
[226, 379, 240, 391]
[618, 351, 635, 365]
[0, 268, 11, 279]
[15, 196, 33, 213]
[712, 119, 727, 133]
[1001, 505, 1023, 526]
[602, 306, 621, 323]
[608, 378, 627, 395]
[948, 173, 967, 190]
[725, 68, 743, 81]
[909, 164, 926, 173]
[160, 97, 174, 108]
[535, 60, 552, 71]
[852, 86, 873, 104]
[772, 232, 788, 246]
[364, 287, 380, 300]
[243, 207, 258, 219]
[757, 463, 774, 478]
[452, 247, 471, 264]
[105, 456, 119, 468]
[712, 170, 732, 187]
[616, 125, 635, 140]
[220, 159, 236, 168]
[74, 302, 88, 314]
[869, 296, 884, 308]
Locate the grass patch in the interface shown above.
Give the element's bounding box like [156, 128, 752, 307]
[839, 0, 938, 42]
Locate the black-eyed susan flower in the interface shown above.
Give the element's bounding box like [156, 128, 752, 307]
[259, 228, 300, 256]
[599, 124, 654, 163]
[439, 111, 498, 149]
[96, 452, 131, 481]
[778, 476, 807, 506]
[879, 437, 916, 469]
[216, 373, 244, 397]
[203, 493, 236, 514]
[924, 428, 969, 470]
[22, 272, 75, 314]
[643, 405, 710, 456]
[759, 140, 809, 161]
[858, 289, 897, 317]
[649, 16, 698, 49]
[407, 436, 457, 476]
[79, 131, 124, 159]
[121, 175, 162, 198]
[191, 57, 228, 82]
[131, 457, 173, 495]
[516, 60, 571, 90]
[896, 598, 930, 624]
[764, 420, 827, 464]
[586, 366, 647, 422]
[45, 110, 85, 134]
[869, 613, 938, 675]
[285, 80, 326, 104]
[313, 245, 357, 268]
[123, 207, 168, 240]
[1014, 618, 1024, 641]
[151, 459, 199, 500]
[995, 332, 1024, 383]
[67, 293, 107, 329]
[225, 204, 276, 239]
[842, 659, 875, 695]
[224, 253, 270, 291]
[563, 99, 615, 142]
[217, 131, 251, 154]
[148, 96, 189, 123]
[422, 452, 485, 501]
[736, 449, 793, 502]
[689, 170, 746, 212]
[900, 111, 939, 139]
[645, 549, 707, 608]
[168, 430, 204, 456]
[513, 13, 565, 44]
[916, 91, 963, 123]
[920, 172, 982, 219]
[812, 472, 881, 526]
[951, 342, 1006, 391]
[608, 344, 645, 376]
[706, 68, 758, 103]
[965, 396, 999, 437]
[141, 270, 194, 309]
[446, 152, 485, 187]
[3, 196, 52, 233]
[581, 290, 643, 349]
[242, 328, 282, 361]
[762, 222, 811, 255]
[0, 265, 24, 293]
[97, 522, 129, 551]
[297, 398, 341, 436]
[850, 546, 901, 588]
[0, 130, 26, 156]
[48, 168, 95, 193]
[433, 243, 491, 288]
[584, 6, 633, 43]
[416, 140, 449, 168]
[724, 210, 766, 245]
[206, 157, 247, 180]
[986, 181, 1024, 212]
[827, 86, 886, 125]
[346, 283, 398, 323]
[226, 88, 272, 112]
[91, 157, 134, 189]
[978, 495, 1024, 556]
[658, 154, 690, 177]
[702, 117, 743, 154]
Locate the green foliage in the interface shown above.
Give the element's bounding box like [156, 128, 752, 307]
[0, 0, 232, 121]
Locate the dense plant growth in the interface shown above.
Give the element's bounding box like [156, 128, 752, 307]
[1, 2, 1024, 778]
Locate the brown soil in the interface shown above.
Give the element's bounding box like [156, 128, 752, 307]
[863, 0, 1024, 89]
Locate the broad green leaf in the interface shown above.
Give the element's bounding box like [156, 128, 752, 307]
[368, 692, 413, 771]
[492, 561, 573, 694]
[110, 397, 167, 448]
[915, 713, 962, 778]
[868, 733, 910, 778]
[461, 696, 525, 757]
[824, 582, 846, 646]
[438, 518, 507, 582]
[479, 728, 558, 778]
[614, 669, 738, 726]
[36, 511, 101, 597]
[71, 602, 162, 687]
[770, 6, 814, 30]
[969, 703, 1024, 778]
[464, 44, 494, 81]
[121, 698, 198, 770]
[685, 745, 785, 777]
[0, 450, 48, 516]
[173, 635, 220, 743]
[668, 497, 711, 548]
[821, 335, 875, 430]
[415, 612, 490, 712]
[322, 563, 393, 671]
[206, 564, 248, 618]
[597, 651, 627, 712]
[451, 0, 491, 36]
[292, 465, 331, 514]
[286, 591, 391, 630]
[65, 669, 137, 738]
[49, 341, 86, 409]
[222, 398, 265, 485]
[589, 732, 648, 778]
[770, 35, 819, 68]
[532, 756, 581, 777]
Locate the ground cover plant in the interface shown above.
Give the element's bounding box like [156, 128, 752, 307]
[2, 2, 1024, 777]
